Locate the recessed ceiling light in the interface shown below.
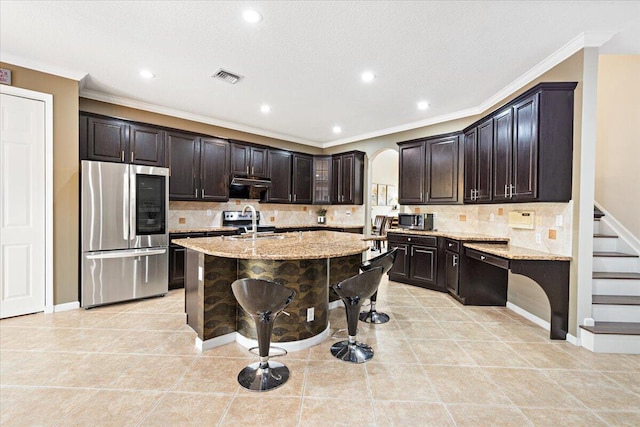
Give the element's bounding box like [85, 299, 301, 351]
[361, 71, 375, 83]
[417, 101, 429, 110]
[139, 69, 155, 79]
[260, 104, 271, 113]
[243, 9, 262, 23]
[332, 126, 342, 134]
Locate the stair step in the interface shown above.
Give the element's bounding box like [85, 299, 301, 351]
[594, 206, 605, 219]
[593, 272, 640, 280]
[593, 234, 617, 238]
[593, 295, 640, 305]
[593, 251, 638, 258]
[580, 322, 640, 335]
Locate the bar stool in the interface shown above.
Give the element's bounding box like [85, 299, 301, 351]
[330, 266, 383, 363]
[359, 247, 398, 324]
[231, 278, 295, 392]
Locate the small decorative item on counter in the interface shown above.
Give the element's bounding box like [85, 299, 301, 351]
[317, 208, 327, 224]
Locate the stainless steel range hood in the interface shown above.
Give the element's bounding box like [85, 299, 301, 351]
[230, 176, 271, 187]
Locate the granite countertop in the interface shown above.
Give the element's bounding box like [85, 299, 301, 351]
[173, 230, 369, 260]
[169, 226, 237, 234]
[274, 223, 364, 229]
[464, 242, 572, 261]
[170, 224, 364, 233]
[387, 228, 509, 242]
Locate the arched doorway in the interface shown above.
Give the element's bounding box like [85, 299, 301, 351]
[367, 148, 399, 232]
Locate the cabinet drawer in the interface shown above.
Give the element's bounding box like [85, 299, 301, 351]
[444, 239, 460, 253]
[387, 233, 437, 247]
[466, 248, 509, 269]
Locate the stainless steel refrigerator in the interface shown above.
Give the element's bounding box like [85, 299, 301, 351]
[81, 160, 169, 308]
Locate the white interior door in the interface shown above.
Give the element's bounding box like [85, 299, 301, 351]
[0, 92, 46, 318]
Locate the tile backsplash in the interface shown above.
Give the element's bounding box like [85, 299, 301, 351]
[169, 200, 366, 229]
[405, 202, 573, 255]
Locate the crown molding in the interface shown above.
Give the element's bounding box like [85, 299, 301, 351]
[323, 31, 617, 147]
[321, 107, 481, 148]
[0, 53, 88, 81]
[80, 89, 321, 148]
[477, 31, 616, 114]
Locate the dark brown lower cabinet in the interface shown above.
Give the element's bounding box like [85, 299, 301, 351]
[169, 231, 236, 289]
[388, 233, 443, 291]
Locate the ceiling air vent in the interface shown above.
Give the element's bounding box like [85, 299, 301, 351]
[212, 69, 242, 84]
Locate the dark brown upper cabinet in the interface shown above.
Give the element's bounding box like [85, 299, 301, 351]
[462, 82, 576, 204]
[292, 153, 313, 204]
[312, 156, 332, 204]
[199, 138, 230, 201]
[168, 131, 229, 201]
[80, 114, 166, 167]
[264, 151, 313, 204]
[398, 141, 425, 204]
[331, 151, 365, 205]
[167, 131, 200, 200]
[425, 134, 459, 204]
[129, 124, 165, 166]
[265, 149, 292, 203]
[230, 143, 268, 177]
[463, 118, 493, 203]
[398, 134, 460, 205]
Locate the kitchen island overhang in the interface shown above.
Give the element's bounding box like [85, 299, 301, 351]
[173, 231, 369, 352]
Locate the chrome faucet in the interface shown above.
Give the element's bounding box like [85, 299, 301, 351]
[241, 205, 257, 239]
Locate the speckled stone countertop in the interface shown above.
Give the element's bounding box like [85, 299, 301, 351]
[169, 226, 237, 234]
[274, 223, 364, 230]
[170, 224, 364, 233]
[387, 228, 509, 242]
[173, 230, 369, 260]
[464, 242, 571, 261]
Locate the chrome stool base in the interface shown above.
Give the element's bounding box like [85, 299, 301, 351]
[237, 361, 290, 392]
[330, 340, 374, 363]
[359, 309, 390, 324]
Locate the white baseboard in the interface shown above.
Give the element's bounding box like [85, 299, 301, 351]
[506, 302, 551, 331]
[196, 325, 331, 353]
[54, 301, 80, 312]
[506, 302, 580, 346]
[328, 300, 343, 310]
[196, 332, 236, 351]
[235, 325, 331, 352]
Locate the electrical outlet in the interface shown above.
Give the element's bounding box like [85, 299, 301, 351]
[207, 209, 213, 216]
[490, 213, 495, 222]
[556, 215, 563, 227]
[274, 210, 278, 216]
[535, 233, 542, 244]
[307, 307, 314, 322]
[198, 266, 203, 281]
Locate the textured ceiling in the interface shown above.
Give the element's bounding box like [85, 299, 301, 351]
[1, 1, 639, 147]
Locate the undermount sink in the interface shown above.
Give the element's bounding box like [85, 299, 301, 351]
[226, 232, 285, 241]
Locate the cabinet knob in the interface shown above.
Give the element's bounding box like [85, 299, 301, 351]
[407, 238, 411, 242]
[448, 243, 453, 247]
[480, 255, 486, 260]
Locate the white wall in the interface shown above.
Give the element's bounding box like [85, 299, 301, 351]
[595, 55, 640, 240]
[371, 149, 399, 220]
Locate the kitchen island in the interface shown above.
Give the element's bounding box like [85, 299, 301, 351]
[173, 230, 369, 351]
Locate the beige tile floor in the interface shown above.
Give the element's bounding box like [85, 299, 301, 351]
[2, 278, 640, 426]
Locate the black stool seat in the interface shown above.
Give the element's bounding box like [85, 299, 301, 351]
[231, 278, 295, 391]
[330, 266, 383, 363]
[359, 248, 398, 324]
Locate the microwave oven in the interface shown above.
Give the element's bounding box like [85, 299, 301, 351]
[397, 213, 434, 230]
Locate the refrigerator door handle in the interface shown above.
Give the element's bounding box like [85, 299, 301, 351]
[129, 166, 136, 241]
[85, 248, 167, 260]
[123, 169, 129, 242]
